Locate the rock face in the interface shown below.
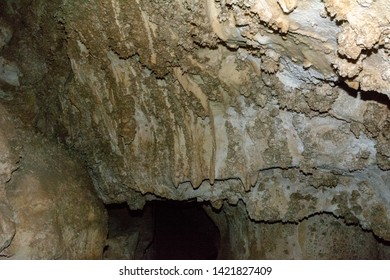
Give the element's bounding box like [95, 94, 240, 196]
[208, 202, 390, 259]
[1, 0, 390, 259]
[0, 106, 18, 254]
[0, 105, 107, 259]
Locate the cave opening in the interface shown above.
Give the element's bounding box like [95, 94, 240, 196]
[104, 200, 220, 260]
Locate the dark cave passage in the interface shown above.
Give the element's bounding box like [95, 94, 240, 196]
[104, 201, 220, 260]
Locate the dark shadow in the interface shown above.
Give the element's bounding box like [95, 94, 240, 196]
[105, 203, 143, 238]
[360, 91, 390, 109]
[337, 80, 390, 109]
[149, 200, 220, 260]
[104, 200, 220, 260]
[373, 234, 390, 247]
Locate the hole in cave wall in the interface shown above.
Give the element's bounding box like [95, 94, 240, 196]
[104, 200, 220, 260]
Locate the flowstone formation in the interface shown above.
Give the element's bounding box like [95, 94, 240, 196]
[1, 0, 390, 259]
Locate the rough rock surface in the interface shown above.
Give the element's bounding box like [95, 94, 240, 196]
[324, 0, 390, 94]
[1, 0, 390, 259]
[0, 105, 18, 254]
[207, 202, 390, 259]
[54, 0, 390, 239]
[0, 105, 107, 259]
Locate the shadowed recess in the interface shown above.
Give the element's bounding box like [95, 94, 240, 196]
[104, 201, 220, 260]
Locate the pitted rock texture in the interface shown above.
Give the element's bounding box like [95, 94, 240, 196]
[48, 0, 390, 241]
[1, 0, 390, 259]
[324, 0, 390, 94]
[0, 105, 107, 259]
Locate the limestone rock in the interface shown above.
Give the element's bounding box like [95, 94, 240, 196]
[324, 0, 390, 96]
[0, 57, 21, 87]
[0, 105, 18, 254]
[42, 0, 390, 243]
[212, 202, 390, 259]
[1, 0, 390, 259]
[0, 105, 107, 259]
[0, 19, 12, 51]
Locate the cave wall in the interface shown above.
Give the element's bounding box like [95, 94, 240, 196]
[0, 105, 107, 259]
[58, 0, 390, 239]
[207, 202, 390, 259]
[1, 0, 390, 259]
[1, 1, 108, 259]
